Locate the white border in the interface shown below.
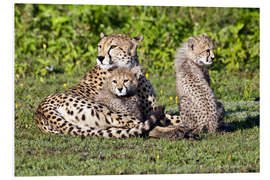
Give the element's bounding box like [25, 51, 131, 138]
[3, 0, 268, 180]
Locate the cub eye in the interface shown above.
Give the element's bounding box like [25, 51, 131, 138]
[110, 45, 117, 49]
[123, 79, 129, 83]
[112, 80, 117, 84]
[206, 49, 210, 53]
[98, 45, 101, 49]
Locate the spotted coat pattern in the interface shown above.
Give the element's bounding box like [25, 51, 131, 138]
[174, 33, 225, 133]
[35, 33, 166, 138]
[94, 66, 143, 120]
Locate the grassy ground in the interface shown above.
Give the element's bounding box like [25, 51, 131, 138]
[14, 66, 259, 176]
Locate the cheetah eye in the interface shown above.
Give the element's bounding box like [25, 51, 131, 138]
[112, 80, 117, 84]
[123, 79, 129, 83]
[110, 45, 117, 49]
[98, 45, 101, 49]
[206, 49, 210, 53]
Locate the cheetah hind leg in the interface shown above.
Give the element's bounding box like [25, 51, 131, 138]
[35, 106, 64, 134]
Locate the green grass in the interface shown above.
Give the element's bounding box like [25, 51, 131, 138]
[14, 65, 259, 176]
[14, 4, 260, 176]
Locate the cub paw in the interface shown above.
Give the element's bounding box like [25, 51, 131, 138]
[150, 105, 165, 121]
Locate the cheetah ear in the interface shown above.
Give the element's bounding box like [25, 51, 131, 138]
[133, 35, 144, 43]
[201, 33, 210, 41]
[100, 32, 107, 39]
[187, 37, 195, 50]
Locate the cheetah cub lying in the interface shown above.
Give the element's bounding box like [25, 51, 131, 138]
[95, 66, 143, 120]
[174, 33, 225, 134]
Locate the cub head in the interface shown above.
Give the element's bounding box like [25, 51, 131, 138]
[186, 33, 215, 66]
[107, 66, 142, 97]
[97, 32, 144, 69]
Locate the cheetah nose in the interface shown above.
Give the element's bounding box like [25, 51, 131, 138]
[211, 56, 215, 61]
[97, 56, 105, 63]
[118, 88, 123, 92]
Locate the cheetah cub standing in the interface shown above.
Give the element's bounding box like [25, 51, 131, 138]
[94, 66, 143, 120]
[174, 33, 225, 134]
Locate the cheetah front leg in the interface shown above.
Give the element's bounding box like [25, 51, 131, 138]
[81, 105, 165, 138]
[35, 93, 144, 134]
[58, 99, 143, 129]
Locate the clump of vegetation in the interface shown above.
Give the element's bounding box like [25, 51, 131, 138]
[15, 4, 259, 78]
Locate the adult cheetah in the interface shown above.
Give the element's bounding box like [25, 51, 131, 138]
[35, 33, 168, 138]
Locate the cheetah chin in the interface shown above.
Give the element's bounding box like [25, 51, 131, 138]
[198, 57, 213, 65]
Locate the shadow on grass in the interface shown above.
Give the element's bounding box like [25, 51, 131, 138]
[224, 107, 249, 116]
[169, 108, 260, 133]
[219, 115, 260, 132]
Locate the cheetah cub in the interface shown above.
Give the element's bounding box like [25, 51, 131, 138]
[174, 33, 225, 134]
[94, 66, 143, 120]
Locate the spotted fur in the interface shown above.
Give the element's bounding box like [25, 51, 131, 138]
[35, 33, 165, 138]
[174, 33, 225, 133]
[97, 32, 143, 69]
[95, 66, 143, 120]
[149, 34, 225, 139]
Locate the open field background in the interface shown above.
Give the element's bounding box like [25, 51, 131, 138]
[15, 4, 259, 175]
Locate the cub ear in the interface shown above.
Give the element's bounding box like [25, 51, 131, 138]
[108, 66, 117, 72]
[187, 37, 195, 50]
[133, 35, 144, 43]
[106, 66, 117, 78]
[131, 65, 142, 79]
[100, 32, 107, 38]
[201, 33, 209, 38]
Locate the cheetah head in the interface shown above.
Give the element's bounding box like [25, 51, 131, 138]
[107, 66, 141, 97]
[186, 33, 215, 66]
[97, 32, 144, 69]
